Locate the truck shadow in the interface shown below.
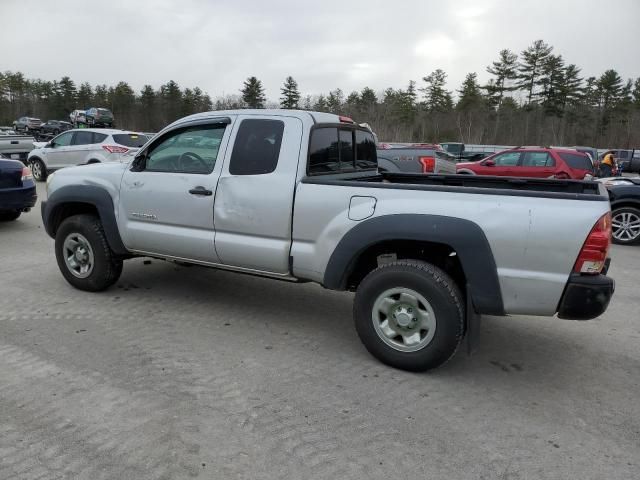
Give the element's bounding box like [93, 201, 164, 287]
[115, 259, 633, 390]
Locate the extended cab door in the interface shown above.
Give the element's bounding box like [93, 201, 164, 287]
[117, 118, 232, 262]
[213, 114, 303, 274]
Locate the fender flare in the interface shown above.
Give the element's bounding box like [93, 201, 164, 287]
[41, 184, 128, 255]
[323, 214, 504, 315]
[456, 168, 476, 175]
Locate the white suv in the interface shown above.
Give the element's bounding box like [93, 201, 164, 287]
[28, 128, 149, 181]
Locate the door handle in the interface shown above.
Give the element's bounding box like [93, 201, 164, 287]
[189, 186, 213, 196]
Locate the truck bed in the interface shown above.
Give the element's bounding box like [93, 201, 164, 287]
[302, 172, 605, 200]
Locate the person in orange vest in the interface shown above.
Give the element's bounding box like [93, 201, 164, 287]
[600, 151, 616, 177]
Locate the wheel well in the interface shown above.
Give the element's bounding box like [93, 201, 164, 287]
[345, 240, 466, 292]
[87, 159, 101, 164]
[611, 202, 640, 213]
[49, 202, 99, 236]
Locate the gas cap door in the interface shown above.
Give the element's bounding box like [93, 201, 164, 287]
[348, 195, 377, 221]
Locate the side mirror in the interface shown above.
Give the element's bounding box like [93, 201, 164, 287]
[484, 159, 495, 166]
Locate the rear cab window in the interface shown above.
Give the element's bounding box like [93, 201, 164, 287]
[558, 152, 593, 171]
[229, 119, 285, 175]
[308, 126, 377, 174]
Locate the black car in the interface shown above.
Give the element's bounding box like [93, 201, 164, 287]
[39, 120, 72, 136]
[606, 177, 640, 245]
[0, 155, 37, 221]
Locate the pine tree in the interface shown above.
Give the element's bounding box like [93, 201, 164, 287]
[359, 87, 378, 109]
[632, 78, 640, 108]
[420, 69, 453, 112]
[538, 54, 566, 115]
[517, 40, 553, 105]
[77, 82, 93, 109]
[597, 69, 624, 110]
[313, 95, 328, 111]
[280, 76, 300, 109]
[241, 76, 266, 108]
[326, 88, 344, 113]
[456, 73, 484, 110]
[485, 49, 518, 107]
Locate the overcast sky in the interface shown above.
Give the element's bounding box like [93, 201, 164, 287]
[2, 0, 639, 101]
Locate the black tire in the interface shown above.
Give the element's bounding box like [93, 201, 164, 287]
[611, 207, 640, 245]
[55, 214, 123, 291]
[354, 260, 465, 372]
[0, 210, 21, 222]
[30, 158, 47, 182]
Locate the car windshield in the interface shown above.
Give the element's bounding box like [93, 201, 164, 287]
[113, 133, 149, 148]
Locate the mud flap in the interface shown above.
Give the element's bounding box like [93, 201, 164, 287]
[465, 285, 481, 355]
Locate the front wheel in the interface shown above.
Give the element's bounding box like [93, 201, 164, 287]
[30, 158, 47, 182]
[55, 214, 123, 291]
[354, 260, 465, 372]
[611, 207, 640, 245]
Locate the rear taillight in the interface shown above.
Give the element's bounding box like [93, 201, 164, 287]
[21, 166, 33, 182]
[419, 156, 435, 173]
[573, 213, 611, 274]
[102, 145, 129, 154]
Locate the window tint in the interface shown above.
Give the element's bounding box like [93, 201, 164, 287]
[229, 119, 284, 175]
[52, 131, 73, 147]
[522, 152, 554, 167]
[93, 133, 108, 143]
[72, 130, 95, 146]
[309, 127, 377, 174]
[355, 130, 377, 169]
[113, 133, 149, 148]
[339, 130, 354, 167]
[559, 152, 593, 171]
[309, 128, 340, 174]
[145, 125, 226, 174]
[492, 152, 520, 166]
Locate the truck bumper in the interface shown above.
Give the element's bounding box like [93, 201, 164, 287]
[557, 273, 614, 320]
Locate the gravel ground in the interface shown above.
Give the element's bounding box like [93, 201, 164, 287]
[0, 183, 638, 479]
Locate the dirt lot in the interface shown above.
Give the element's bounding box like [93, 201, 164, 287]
[0, 183, 639, 479]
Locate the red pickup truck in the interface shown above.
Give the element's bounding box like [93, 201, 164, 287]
[456, 147, 594, 180]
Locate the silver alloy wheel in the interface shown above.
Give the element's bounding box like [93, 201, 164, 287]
[62, 233, 95, 278]
[371, 287, 437, 352]
[612, 211, 640, 242]
[31, 160, 42, 179]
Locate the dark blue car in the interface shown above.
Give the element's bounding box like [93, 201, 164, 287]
[0, 155, 37, 221]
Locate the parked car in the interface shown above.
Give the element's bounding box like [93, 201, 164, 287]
[441, 142, 514, 161]
[605, 177, 640, 245]
[39, 120, 73, 136]
[13, 116, 42, 133]
[456, 147, 594, 179]
[28, 129, 149, 181]
[0, 133, 36, 162]
[85, 107, 114, 127]
[70, 110, 87, 126]
[0, 126, 18, 135]
[376, 143, 457, 174]
[0, 156, 37, 221]
[41, 109, 614, 372]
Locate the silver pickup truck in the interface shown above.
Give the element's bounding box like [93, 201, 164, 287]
[41, 110, 615, 371]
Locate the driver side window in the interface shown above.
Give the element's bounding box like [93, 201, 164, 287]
[144, 125, 226, 174]
[493, 152, 521, 166]
[52, 131, 73, 147]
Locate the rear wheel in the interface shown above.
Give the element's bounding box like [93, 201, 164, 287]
[611, 207, 640, 245]
[30, 158, 47, 181]
[354, 260, 465, 371]
[0, 210, 21, 222]
[55, 214, 123, 291]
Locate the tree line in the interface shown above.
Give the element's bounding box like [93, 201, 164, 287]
[1, 39, 639, 147]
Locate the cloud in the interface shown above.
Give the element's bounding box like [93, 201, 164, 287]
[0, 0, 638, 102]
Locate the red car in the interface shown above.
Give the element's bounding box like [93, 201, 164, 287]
[456, 147, 594, 180]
